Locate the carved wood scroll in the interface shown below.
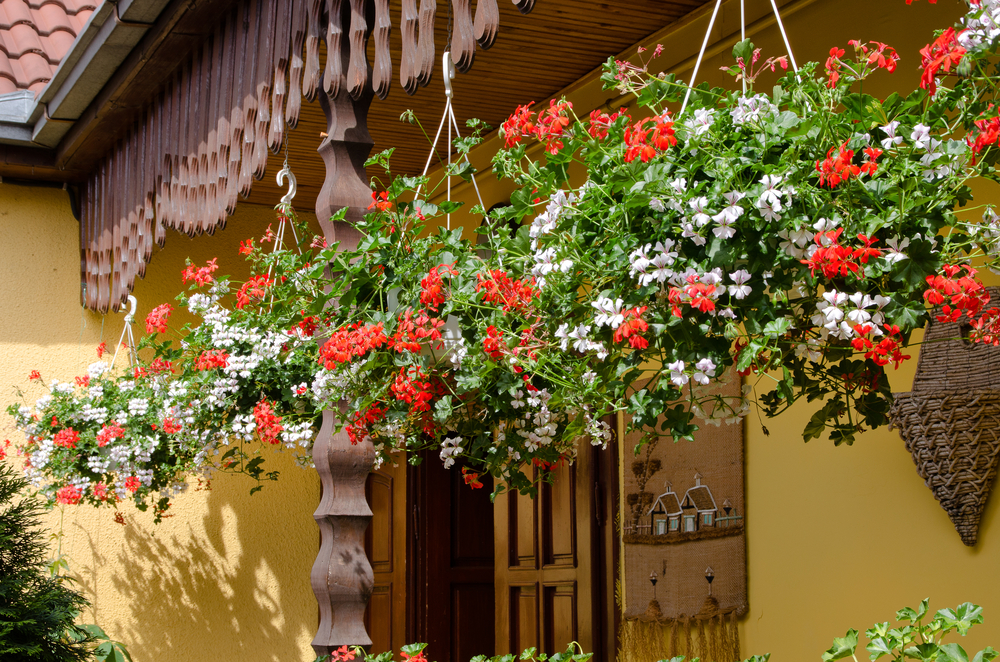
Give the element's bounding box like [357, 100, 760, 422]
[79, 0, 533, 312]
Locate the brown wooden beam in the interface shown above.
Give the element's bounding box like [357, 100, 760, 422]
[311, 0, 377, 650]
[0, 145, 87, 183]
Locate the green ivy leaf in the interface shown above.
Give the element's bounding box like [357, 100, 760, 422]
[823, 632, 859, 662]
[868, 637, 894, 661]
[972, 648, 999, 662]
[936, 603, 983, 635]
[434, 395, 454, 423]
[763, 317, 792, 339]
[940, 644, 971, 662]
[364, 148, 395, 170]
[732, 39, 755, 64]
[906, 643, 942, 662]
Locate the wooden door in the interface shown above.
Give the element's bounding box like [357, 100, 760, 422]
[408, 453, 496, 662]
[494, 440, 619, 660]
[364, 459, 407, 654]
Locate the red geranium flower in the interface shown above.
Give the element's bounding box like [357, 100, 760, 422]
[56, 485, 82, 505]
[145, 303, 174, 334]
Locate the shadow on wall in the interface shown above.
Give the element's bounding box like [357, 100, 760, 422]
[0, 190, 330, 661]
[107, 450, 320, 661]
[98, 202, 325, 661]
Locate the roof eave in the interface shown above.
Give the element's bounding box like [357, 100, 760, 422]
[32, 0, 172, 148]
[0, 0, 171, 151]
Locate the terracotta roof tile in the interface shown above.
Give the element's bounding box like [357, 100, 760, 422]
[0, 0, 98, 95]
[42, 29, 74, 55]
[9, 23, 47, 57]
[0, 48, 17, 93]
[57, 0, 97, 14]
[3, 0, 35, 28]
[34, 3, 75, 34]
[14, 50, 53, 86]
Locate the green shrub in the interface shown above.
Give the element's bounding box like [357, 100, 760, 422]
[0, 463, 94, 661]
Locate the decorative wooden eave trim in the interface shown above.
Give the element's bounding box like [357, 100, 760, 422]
[79, 0, 530, 312]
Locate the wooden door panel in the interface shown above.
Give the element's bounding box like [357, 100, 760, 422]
[541, 461, 576, 567]
[508, 583, 540, 653]
[369, 473, 393, 573]
[368, 585, 393, 652]
[543, 582, 577, 653]
[496, 447, 606, 657]
[410, 452, 496, 662]
[510, 489, 539, 569]
[364, 460, 406, 655]
[453, 583, 496, 661]
[452, 473, 495, 567]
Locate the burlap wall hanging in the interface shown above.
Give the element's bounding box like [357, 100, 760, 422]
[890, 286, 1000, 546]
[621, 377, 747, 662]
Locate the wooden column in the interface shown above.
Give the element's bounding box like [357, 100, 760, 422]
[310, 43, 377, 652]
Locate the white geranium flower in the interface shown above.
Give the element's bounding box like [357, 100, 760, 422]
[667, 360, 688, 387]
[713, 217, 736, 239]
[728, 270, 752, 299]
[555, 323, 571, 351]
[629, 244, 653, 279]
[685, 108, 716, 136]
[693, 358, 717, 385]
[568, 324, 593, 353]
[439, 436, 464, 469]
[592, 297, 624, 329]
[911, 123, 933, 150]
[880, 121, 903, 150]
[689, 197, 712, 227]
[757, 198, 782, 222]
[668, 177, 687, 195]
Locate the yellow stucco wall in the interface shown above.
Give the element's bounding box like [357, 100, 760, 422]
[3, 0, 1000, 661]
[0, 185, 322, 661]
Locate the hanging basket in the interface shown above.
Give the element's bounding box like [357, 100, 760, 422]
[889, 287, 1000, 546]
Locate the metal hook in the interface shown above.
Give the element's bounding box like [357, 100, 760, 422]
[277, 164, 297, 205]
[442, 51, 456, 100]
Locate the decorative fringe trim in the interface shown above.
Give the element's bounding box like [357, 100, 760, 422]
[620, 611, 741, 662]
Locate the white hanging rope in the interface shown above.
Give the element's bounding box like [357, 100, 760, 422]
[413, 51, 487, 231]
[679, 0, 723, 117]
[740, 0, 747, 94]
[680, 0, 801, 115]
[446, 97, 487, 220]
[110, 295, 138, 371]
[767, 0, 800, 73]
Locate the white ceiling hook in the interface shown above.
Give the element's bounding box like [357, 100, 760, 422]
[124, 294, 137, 323]
[277, 164, 297, 205]
[442, 51, 456, 100]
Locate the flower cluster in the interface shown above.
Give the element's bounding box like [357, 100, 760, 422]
[12, 0, 1000, 508]
[7, 209, 331, 514]
[487, 0, 1000, 448]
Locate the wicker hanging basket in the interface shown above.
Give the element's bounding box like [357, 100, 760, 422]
[889, 287, 1000, 546]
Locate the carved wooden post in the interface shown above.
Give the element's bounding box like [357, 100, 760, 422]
[310, 41, 377, 654]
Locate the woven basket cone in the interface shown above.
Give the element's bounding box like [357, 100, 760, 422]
[890, 392, 1000, 546]
[890, 287, 1000, 546]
